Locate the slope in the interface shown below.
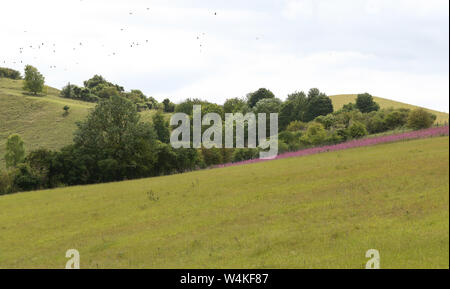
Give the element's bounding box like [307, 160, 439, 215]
[0, 136, 448, 268]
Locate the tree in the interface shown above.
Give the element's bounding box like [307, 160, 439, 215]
[23, 65, 44, 95]
[307, 88, 321, 99]
[73, 95, 158, 182]
[280, 91, 308, 129]
[407, 108, 436, 130]
[356, 93, 380, 113]
[304, 94, 333, 122]
[247, 88, 275, 108]
[163, 98, 175, 112]
[152, 111, 170, 143]
[253, 98, 282, 114]
[224, 97, 249, 114]
[5, 134, 25, 169]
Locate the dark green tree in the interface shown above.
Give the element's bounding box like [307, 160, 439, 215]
[247, 88, 275, 108]
[304, 93, 334, 122]
[356, 93, 380, 113]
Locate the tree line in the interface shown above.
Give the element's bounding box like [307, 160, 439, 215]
[0, 66, 439, 195]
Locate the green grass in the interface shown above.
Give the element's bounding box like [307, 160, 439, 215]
[0, 136, 448, 268]
[330, 94, 449, 125]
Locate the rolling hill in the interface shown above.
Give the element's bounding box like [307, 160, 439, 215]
[330, 94, 449, 125]
[0, 136, 448, 268]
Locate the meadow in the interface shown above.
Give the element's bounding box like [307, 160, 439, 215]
[0, 136, 448, 268]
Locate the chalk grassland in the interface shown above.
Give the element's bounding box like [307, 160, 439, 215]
[0, 136, 448, 268]
[0, 78, 164, 168]
[0, 78, 94, 166]
[330, 94, 449, 125]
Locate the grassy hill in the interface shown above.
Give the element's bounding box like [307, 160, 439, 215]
[330, 94, 449, 125]
[0, 136, 448, 268]
[0, 78, 164, 168]
[0, 78, 94, 168]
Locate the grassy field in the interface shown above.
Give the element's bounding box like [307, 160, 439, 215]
[0, 136, 448, 269]
[330, 94, 449, 125]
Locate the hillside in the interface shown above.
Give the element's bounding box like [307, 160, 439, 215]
[0, 136, 448, 268]
[330, 94, 449, 125]
[0, 78, 94, 167]
[0, 78, 164, 168]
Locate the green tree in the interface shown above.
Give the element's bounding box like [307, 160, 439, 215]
[356, 93, 380, 113]
[247, 88, 275, 108]
[305, 93, 333, 122]
[23, 65, 44, 95]
[224, 97, 249, 114]
[407, 108, 436, 130]
[152, 111, 170, 143]
[74, 95, 158, 182]
[5, 134, 25, 169]
[162, 98, 175, 112]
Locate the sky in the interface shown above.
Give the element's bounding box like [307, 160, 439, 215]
[1, 0, 449, 112]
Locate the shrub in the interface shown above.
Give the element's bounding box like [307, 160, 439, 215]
[300, 122, 327, 145]
[407, 108, 436, 130]
[0, 170, 16, 195]
[232, 148, 259, 162]
[286, 120, 307, 132]
[384, 110, 408, 130]
[13, 164, 40, 192]
[348, 121, 368, 139]
[0, 67, 22, 79]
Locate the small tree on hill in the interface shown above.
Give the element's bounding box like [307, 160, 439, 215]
[5, 134, 25, 169]
[356, 93, 380, 113]
[23, 65, 45, 95]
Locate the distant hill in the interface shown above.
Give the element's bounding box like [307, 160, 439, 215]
[330, 94, 449, 125]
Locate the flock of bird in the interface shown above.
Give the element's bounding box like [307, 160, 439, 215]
[3, 5, 260, 73]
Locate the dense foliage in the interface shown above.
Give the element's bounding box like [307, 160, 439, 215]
[0, 67, 22, 79]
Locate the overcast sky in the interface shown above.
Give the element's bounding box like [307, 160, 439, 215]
[1, 0, 449, 112]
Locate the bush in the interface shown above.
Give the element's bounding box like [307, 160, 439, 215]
[13, 164, 40, 192]
[0, 170, 16, 195]
[407, 108, 436, 130]
[232, 148, 259, 162]
[0, 67, 22, 79]
[300, 122, 327, 145]
[384, 110, 408, 130]
[286, 120, 307, 132]
[348, 121, 368, 139]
